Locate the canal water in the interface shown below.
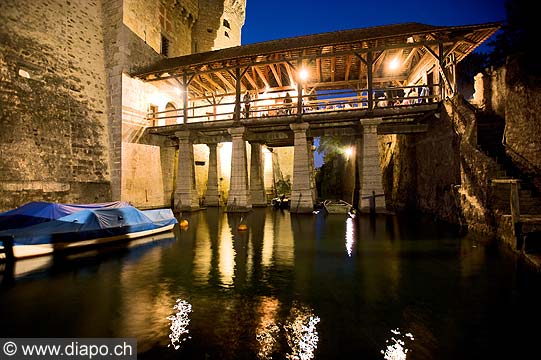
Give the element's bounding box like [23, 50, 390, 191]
[1, 207, 540, 359]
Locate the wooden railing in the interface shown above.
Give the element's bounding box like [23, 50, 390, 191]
[147, 84, 441, 126]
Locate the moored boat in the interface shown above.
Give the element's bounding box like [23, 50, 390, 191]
[0, 202, 177, 261]
[323, 200, 353, 214]
[271, 195, 290, 209]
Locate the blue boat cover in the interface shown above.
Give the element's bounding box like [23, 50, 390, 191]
[0, 201, 130, 231]
[0, 206, 177, 246]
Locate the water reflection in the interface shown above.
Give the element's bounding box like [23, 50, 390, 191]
[381, 328, 414, 360]
[262, 212, 274, 267]
[192, 215, 211, 284]
[167, 298, 192, 349]
[345, 216, 355, 257]
[254, 298, 321, 360]
[2, 209, 539, 360]
[256, 296, 280, 359]
[285, 303, 320, 360]
[219, 212, 235, 287]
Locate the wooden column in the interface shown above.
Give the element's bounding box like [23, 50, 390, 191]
[296, 58, 303, 116]
[367, 52, 374, 110]
[234, 67, 241, 121]
[182, 73, 189, 124]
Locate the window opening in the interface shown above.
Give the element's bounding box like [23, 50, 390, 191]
[161, 35, 170, 57]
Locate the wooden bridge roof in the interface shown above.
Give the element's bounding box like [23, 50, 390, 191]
[131, 21, 500, 95]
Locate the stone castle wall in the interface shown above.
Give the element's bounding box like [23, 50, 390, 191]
[0, 0, 111, 211]
[471, 56, 541, 192]
[501, 56, 541, 188]
[0, 0, 247, 211]
[121, 74, 177, 208]
[192, 0, 245, 52]
[124, 0, 198, 57]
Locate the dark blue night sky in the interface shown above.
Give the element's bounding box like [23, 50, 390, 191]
[242, 0, 506, 49]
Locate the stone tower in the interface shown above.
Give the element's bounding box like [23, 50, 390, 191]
[192, 0, 246, 52]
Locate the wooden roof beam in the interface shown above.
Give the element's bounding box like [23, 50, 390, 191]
[215, 71, 236, 92]
[345, 55, 352, 82]
[254, 66, 270, 89]
[244, 71, 259, 90]
[284, 62, 296, 87]
[316, 58, 322, 83]
[269, 63, 282, 87]
[201, 73, 226, 94]
[193, 76, 215, 94]
[330, 46, 336, 82]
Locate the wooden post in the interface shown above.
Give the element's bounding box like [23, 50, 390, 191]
[297, 58, 303, 117]
[234, 67, 241, 121]
[1, 236, 15, 263]
[367, 52, 373, 111]
[509, 180, 523, 251]
[182, 73, 189, 124]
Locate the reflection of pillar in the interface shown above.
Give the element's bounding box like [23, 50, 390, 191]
[290, 122, 314, 213]
[227, 127, 252, 211]
[358, 119, 386, 213]
[205, 143, 220, 206]
[250, 142, 267, 207]
[175, 131, 200, 211]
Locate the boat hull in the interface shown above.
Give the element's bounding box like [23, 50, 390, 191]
[1, 223, 175, 260]
[323, 200, 353, 214]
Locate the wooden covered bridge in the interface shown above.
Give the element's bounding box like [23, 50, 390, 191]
[131, 22, 500, 213]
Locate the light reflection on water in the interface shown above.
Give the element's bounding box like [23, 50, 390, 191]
[284, 303, 320, 360]
[381, 328, 415, 360]
[1, 208, 541, 359]
[345, 216, 355, 257]
[167, 298, 192, 349]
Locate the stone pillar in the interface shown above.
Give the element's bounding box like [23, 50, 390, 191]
[174, 131, 200, 211]
[358, 119, 386, 213]
[204, 143, 220, 206]
[307, 139, 317, 203]
[290, 122, 315, 213]
[227, 127, 252, 211]
[250, 142, 267, 207]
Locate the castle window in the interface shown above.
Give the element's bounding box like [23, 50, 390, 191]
[225, 31, 229, 38]
[223, 19, 230, 29]
[161, 35, 170, 57]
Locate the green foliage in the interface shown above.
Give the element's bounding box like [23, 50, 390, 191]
[275, 178, 291, 195]
[315, 135, 350, 199]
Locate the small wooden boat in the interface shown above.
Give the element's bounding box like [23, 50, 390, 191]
[323, 200, 353, 214]
[271, 195, 290, 209]
[0, 202, 177, 261]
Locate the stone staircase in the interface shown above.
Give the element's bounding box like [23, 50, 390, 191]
[476, 113, 541, 265]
